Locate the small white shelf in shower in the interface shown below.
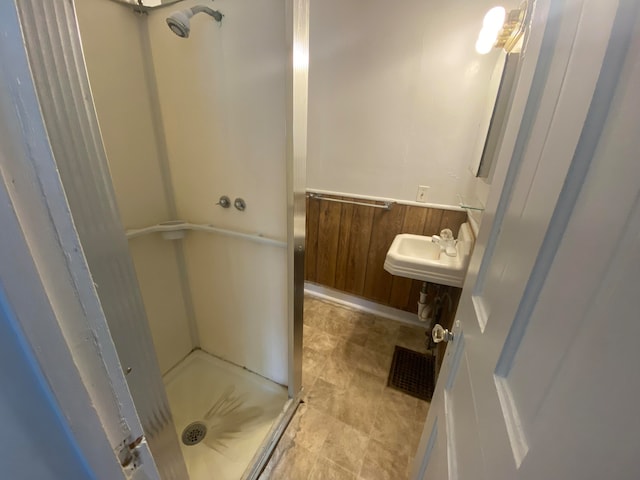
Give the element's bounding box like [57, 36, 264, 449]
[163, 350, 287, 480]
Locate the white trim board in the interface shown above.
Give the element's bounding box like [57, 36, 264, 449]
[304, 283, 426, 327]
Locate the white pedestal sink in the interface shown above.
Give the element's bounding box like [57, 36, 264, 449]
[384, 223, 474, 287]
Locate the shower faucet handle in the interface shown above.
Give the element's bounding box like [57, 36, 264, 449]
[216, 195, 231, 208]
[234, 198, 246, 211]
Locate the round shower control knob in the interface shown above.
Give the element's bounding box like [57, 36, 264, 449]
[432, 324, 454, 343]
[234, 198, 246, 211]
[216, 195, 231, 208]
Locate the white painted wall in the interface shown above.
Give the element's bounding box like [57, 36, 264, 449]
[307, 0, 516, 207]
[146, 0, 289, 384]
[75, 0, 192, 374]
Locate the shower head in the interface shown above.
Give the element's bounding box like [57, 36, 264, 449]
[166, 5, 223, 38]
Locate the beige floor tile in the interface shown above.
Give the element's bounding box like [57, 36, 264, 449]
[364, 330, 399, 356]
[306, 298, 374, 345]
[284, 404, 336, 454]
[370, 389, 421, 457]
[268, 297, 431, 479]
[408, 427, 422, 458]
[303, 303, 323, 322]
[334, 369, 386, 435]
[369, 317, 401, 337]
[305, 325, 341, 353]
[370, 407, 417, 458]
[396, 325, 428, 352]
[304, 295, 325, 311]
[310, 456, 357, 480]
[405, 458, 417, 480]
[335, 393, 378, 435]
[348, 311, 376, 326]
[303, 372, 317, 392]
[341, 342, 392, 378]
[349, 367, 388, 395]
[333, 337, 360, 357]
[306, 378, 347, 418]
[319, 355, 355, 389]
[321, 307, 357, 337]
[340, 323, 370, 346]
[340, 311, 375, 346]
[304, 301, 332, 330]
[319, 419, 369, 474]
[415, 399, 430, 423]
[359, 438, 409, 480]
[303, 346, 328, 379]
[303, 323, 318, 342]
[304, 314, 324, 331]
[380, 388, 420, 417]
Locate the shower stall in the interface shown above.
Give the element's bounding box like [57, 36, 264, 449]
[14, 0, 307, 478]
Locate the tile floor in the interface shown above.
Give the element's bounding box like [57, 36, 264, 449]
[260, 296, 430, 480]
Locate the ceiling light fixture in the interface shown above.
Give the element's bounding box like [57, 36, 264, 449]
[475, 2, 527, 55]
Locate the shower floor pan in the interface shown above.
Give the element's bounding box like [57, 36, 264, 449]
[164, 350, 287, 480]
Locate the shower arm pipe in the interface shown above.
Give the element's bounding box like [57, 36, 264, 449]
[125, 221, 286, 248]
[190, 5, 220, 17]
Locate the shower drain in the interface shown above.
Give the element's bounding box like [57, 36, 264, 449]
[181, 421, 207, 446]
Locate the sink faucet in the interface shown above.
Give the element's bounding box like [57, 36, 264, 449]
[432, 229, 458, 257]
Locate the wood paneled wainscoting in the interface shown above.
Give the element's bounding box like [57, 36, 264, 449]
[304, 193, 468, 323]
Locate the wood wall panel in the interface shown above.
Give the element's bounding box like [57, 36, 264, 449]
[343, 201, 375, 296]
[362, 205, 407, 303]
[334, 202, 354, 291]
[305, 194, 468, 314]
[315, 200, 342, 285]
[305, 196, 320, 282]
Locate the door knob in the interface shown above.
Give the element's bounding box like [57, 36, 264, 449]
[432, 324, 454, 343]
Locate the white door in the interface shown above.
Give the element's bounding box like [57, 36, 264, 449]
[412, 0, 640, 479]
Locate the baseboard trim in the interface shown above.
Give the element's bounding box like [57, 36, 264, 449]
[304, 283, 426, 327]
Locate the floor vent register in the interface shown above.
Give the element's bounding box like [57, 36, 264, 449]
[387, 346, 435, 401]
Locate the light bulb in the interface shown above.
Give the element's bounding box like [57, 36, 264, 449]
[475, 36, 494, 54]
[475, 27, 499, 54]
[475, 6, 505, 55]
[483, 6, 506, 30]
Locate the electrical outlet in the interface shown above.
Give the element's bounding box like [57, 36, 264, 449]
[416, 185, 430, 203]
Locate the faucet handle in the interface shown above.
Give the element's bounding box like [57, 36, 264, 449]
[440, 228, 454, 241]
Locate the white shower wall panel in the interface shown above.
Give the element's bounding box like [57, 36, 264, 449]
[147, 0, 287, 238]
[184, 234, 288, 385]
[129, 236, 193, 374]
[75, 0, 171, 227]
[147, 0, 288, 385]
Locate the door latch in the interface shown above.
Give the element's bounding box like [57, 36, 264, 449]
[116, 434, 145, 474]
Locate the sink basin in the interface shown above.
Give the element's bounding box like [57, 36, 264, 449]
[395, 235, 442, 260]
[384, 223, 474, 287]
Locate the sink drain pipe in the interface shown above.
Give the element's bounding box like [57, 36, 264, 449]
[417, 282, 431, 323]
